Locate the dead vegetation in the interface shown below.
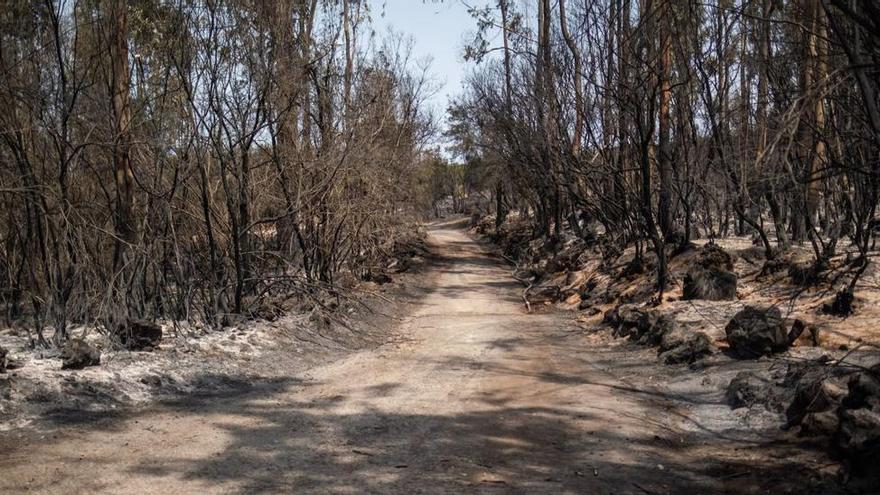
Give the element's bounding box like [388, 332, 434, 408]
[0, 229, 430, 428]
[450, 4, 880, 479]
[0, 1, 446, 422]
[2, 0, 880, 490]
[0, 1, 436, 349]
[473, 213, 880, 481]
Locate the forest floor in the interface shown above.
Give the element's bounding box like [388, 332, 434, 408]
[0, 218, 866, 494]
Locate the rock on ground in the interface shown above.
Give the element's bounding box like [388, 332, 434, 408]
[61, 339, 101, 370]
[837, 369, 880, 466]
[605, 304, 709, 364]
[800, 410, 841, 437]
[682, 244, 738, 301]
[526, 284, 561, 305]
[786, 374, 846, 428]
[613, 304, 655, 339]
[695, 243, 734, 271]
[725, 306, 789, 358]
[838, 408, 880, 456]
[658, 332, 712, 365]
[726, 371, 770, 409]
[114, 320, 163, 351]
[639, 315, 674, 347]
[683, 268, 737, 301]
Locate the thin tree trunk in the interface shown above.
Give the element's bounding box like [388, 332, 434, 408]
[110, 0, 136, 262]
[559, 0, 584, 154]
[342, 0, 354, 117]
[657, 0, 673, 240]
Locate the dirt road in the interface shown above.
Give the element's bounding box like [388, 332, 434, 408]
[0, 220, 836, 494]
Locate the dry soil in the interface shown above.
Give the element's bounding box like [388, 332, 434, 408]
[0, 219, 842, 494]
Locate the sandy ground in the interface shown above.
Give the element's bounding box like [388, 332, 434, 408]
[0, 219, 846, 494]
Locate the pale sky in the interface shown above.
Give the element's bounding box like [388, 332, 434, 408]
[371, 0, 479, 118]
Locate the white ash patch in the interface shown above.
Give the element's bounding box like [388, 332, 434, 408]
[0, 313, 323, 430]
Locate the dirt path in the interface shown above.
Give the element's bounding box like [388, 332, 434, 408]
[0, 220, 835, 494]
